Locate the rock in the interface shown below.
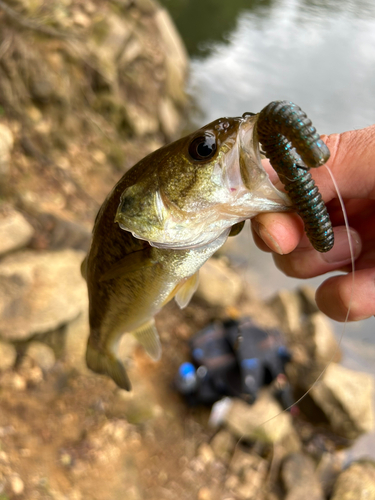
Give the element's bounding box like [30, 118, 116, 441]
[0, 124, 13, 178]
[119, 36, 143, 66]
[308, 312, 341, 365]
[125, 101, 160, 137]
[316, 452, 344, 498]
[72, 10, 90, 28]
[210, 429, 236, 463]
[25, 104, 42, 123]
[26, 341, 56, 371]
[8, 0, 44, 14]
[154, 7, 188, 107]
[158, 97, 181, 140]
[331, 460, 375, 500]
[269, 290, 341, 389]
[198, 487, 212, 500]
[64, 312, 90, 373]
[0, 249, 87, 341]
[0, 207, 34, 256]
[224, 391, 299, 445]
[278, 430, 302, 457]
[297, 286, 319, 314]
[29, 212, 91, 252]
[101, 420, 132, 443]
[90, 13, 132, 83]
[196, 258, 244, 307]
[0, 341, 16, 371]
[282, 453, 324, 500]
[310, 363, 374, 439]
[9, 474, 24, 495]
[268, 289, 303, 336]
[0, 372, 27, 391]
[229, 447, 268, 499]
[197, 443, 215, 465]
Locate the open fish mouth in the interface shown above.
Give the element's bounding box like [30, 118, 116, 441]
[115, 113, 292, 251]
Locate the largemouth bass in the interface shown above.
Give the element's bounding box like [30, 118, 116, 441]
[82, 112, 291, 390]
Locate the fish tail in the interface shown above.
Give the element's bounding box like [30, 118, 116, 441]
[85, 338, 131, 391]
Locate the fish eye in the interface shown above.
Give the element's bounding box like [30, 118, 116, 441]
[188, 134, 217, 162]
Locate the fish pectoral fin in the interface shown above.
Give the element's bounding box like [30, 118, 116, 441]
[175, 272, 199, 309]
[133, 320, 162, 361]
[99, 247, 156, 282]
[229, 220, 245, 237]
[86, 342, 131, 391]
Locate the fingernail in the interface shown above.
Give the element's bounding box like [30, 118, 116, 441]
[321, 228, 361, 264]
[253, 220, 283, 254]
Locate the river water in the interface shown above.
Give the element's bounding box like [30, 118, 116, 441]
[160, 0, 375, 457]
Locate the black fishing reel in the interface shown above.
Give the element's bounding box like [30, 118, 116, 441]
[175, 317, 293, 409]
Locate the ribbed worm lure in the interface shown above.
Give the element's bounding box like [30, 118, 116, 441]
[255, 100, 334, 252]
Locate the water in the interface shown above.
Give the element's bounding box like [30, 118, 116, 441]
[160, 0, 375, 457]
[161, 0, 375, 133]
[188, 0, 375, 133]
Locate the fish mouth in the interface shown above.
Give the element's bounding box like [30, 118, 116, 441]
[233, 113, 291, 212]
[115, 114, 291, 251]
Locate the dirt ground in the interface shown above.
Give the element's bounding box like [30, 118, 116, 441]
[0, 295, 270, 500]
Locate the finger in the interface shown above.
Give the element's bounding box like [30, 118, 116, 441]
[316, 268, 375, 321]
[251, 212, 305, 255]
[355, 249, 375, 270]
[263, 125, 375, 202]
[310, 126, 375, 201]
[272, 227, 361, 279]
[251, 224, 273, 253]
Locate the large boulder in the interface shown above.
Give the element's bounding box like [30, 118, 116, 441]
[0, 249, 87, 341]
[331, 460, 375, 500]
[226, 447, 268, 500]
[0, 124, 13, 178]
[0, 340, 17, 371]
[310, 363, 374, 439]
[269, 288, 342, 389]
[282, 452, 324, 500]
[223, 391, 300, 446]
[196, 257, 244, 308]
[0, 206, 34, 256]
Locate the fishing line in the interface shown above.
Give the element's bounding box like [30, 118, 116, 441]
[230, 164, 356, 474]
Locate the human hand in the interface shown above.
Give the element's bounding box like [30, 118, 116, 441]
[252, 125, 375, 322]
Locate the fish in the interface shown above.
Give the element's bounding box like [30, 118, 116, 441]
[82, 112, 292, 391]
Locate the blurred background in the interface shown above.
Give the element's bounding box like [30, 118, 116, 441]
[0, 0, 375, 499]
[162, 0, 375, 133]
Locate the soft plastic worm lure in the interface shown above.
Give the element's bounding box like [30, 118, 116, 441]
[255, 100, 334, 252]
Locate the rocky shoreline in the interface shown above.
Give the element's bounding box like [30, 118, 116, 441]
[1, 206, 375, 498]
[0, 1, 375, 499]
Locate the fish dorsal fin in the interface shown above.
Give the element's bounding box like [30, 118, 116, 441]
[175, 272, 199, 309]
[132, 320, 162, 361]
[99, 247, 156, 282]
